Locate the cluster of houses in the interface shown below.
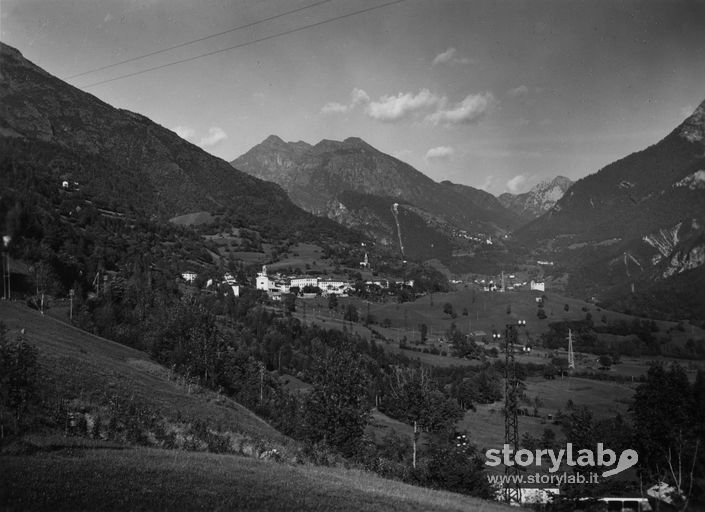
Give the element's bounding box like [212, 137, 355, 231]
[473, 274, 546, 293]
[181, 270, 241, 297]
[181, 265, 415, 301]
[255, 265, 352, 299]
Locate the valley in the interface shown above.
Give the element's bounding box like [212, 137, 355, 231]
[2, 33, 705, 512]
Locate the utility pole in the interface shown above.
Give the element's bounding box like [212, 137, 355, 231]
[567, 329, 575, 369]
[69, 289, 74, 321]
[504, 319, 525, 505]
[2, 235, 11, 300]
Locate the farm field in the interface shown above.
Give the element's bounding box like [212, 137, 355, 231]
[458, 376, 636, 452]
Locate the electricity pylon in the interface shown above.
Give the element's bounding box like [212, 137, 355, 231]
[503, 319, 525, 504]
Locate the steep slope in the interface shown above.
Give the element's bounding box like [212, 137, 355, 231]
[498, 176, 573, 220]
[515, 101, 705, 322]
[0, 42, 348, 242]
[232, 136, 520, 261]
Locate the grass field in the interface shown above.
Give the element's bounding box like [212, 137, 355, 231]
[0, 301, 514, 511]
[0, 446, 511, 511]
[457, 375, 636, 454]
[0, 301, 285, 443]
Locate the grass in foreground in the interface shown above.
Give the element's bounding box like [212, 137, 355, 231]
[1, 446, 510, 512]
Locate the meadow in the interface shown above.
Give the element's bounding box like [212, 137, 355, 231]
[1, 445, 511, 511]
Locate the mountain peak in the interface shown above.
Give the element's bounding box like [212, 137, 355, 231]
[262, 134, 286, 145]
[343, 136, 372, 148]
[679, 99, 705, 143]
[498, 175, 573, 219]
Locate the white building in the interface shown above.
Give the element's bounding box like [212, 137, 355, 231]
[290, 276, 319, 289]
[319, 279, 350, 295]
[530, 280, 545, 292]
[256, 265, 271, 291]
[182, 271, 197, 283]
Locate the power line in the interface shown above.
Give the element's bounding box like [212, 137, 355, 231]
[75, 0, 408, 89]
[64, 0, 336, 80]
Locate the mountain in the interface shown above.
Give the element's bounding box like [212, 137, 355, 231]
[0, 42, 350, 243]
[232, 136, 520, 261]
[498, 176, 573, 220]
[515, 101, 705, 322]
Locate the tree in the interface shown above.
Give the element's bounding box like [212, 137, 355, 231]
[382, 366, 463, 468]
[302, 342, 370, 457]
[418, 436, 494, 499]
[343, 304, 358, 322]
[327, 293, 338, 312]
[442, 302, 455, 318]
[419, 323, 428, 343]
[598, 354, 612, 369]
[631, 363, 702, 508]
[0, 323, 40, 434]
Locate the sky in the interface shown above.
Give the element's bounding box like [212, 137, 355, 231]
[2, 0, 705, 195]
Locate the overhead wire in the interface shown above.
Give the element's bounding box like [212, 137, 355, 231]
[64, 0, 336, 81]
[72, 0, 408, 89]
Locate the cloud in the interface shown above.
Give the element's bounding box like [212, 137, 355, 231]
[350, 87, 370, 106]
[507, 85, 529, 98]
[199, 127, 227, 148]
[366, 89, 443, 122]
[425, 146, 455, 161]
[174, 125, 196, 142]
[321, 101, 350, 114]
[479, 175, 495, 192]
[321, 88, 370, 115]
[506, 174, 528, 194]
[433, 47, 456, 65]
[426, 92, 495, 125]
[324, 88, 494, 126]
[432, 47, 471, 66]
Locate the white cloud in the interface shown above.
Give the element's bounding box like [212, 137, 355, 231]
[324, 88, 494, 126]
[198, 127, 227, 148]
[479, 175, 495, 192]
[321, 88, 370, 115]
[321, 101, 350, 114]
[174, 125, 196, 142]
[506, 174, 528, 194]
[433, 47, 456, 65]
[350, 87, 370, 106]
[432, 47, 471, 66]
[425, 146, 455, 161]
[366, 89, 443, 122]
[507, 85, 529, 98]
[426, 92, 495, 125]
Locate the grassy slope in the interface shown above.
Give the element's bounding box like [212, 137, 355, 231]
[0, 301, 284, 441]
[0, 302, 510, 511]
[0, 446, 510, 512]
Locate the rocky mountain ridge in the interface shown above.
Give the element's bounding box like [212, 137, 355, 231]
[515, 99, 705, 321]
[231, 135, 520, 260]
[498, 176, 573, 219]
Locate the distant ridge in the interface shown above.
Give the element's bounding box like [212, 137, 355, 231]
[498, 176, 573, 220]
[515, 100, 705, 321]
[232, 136, 520, 259]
